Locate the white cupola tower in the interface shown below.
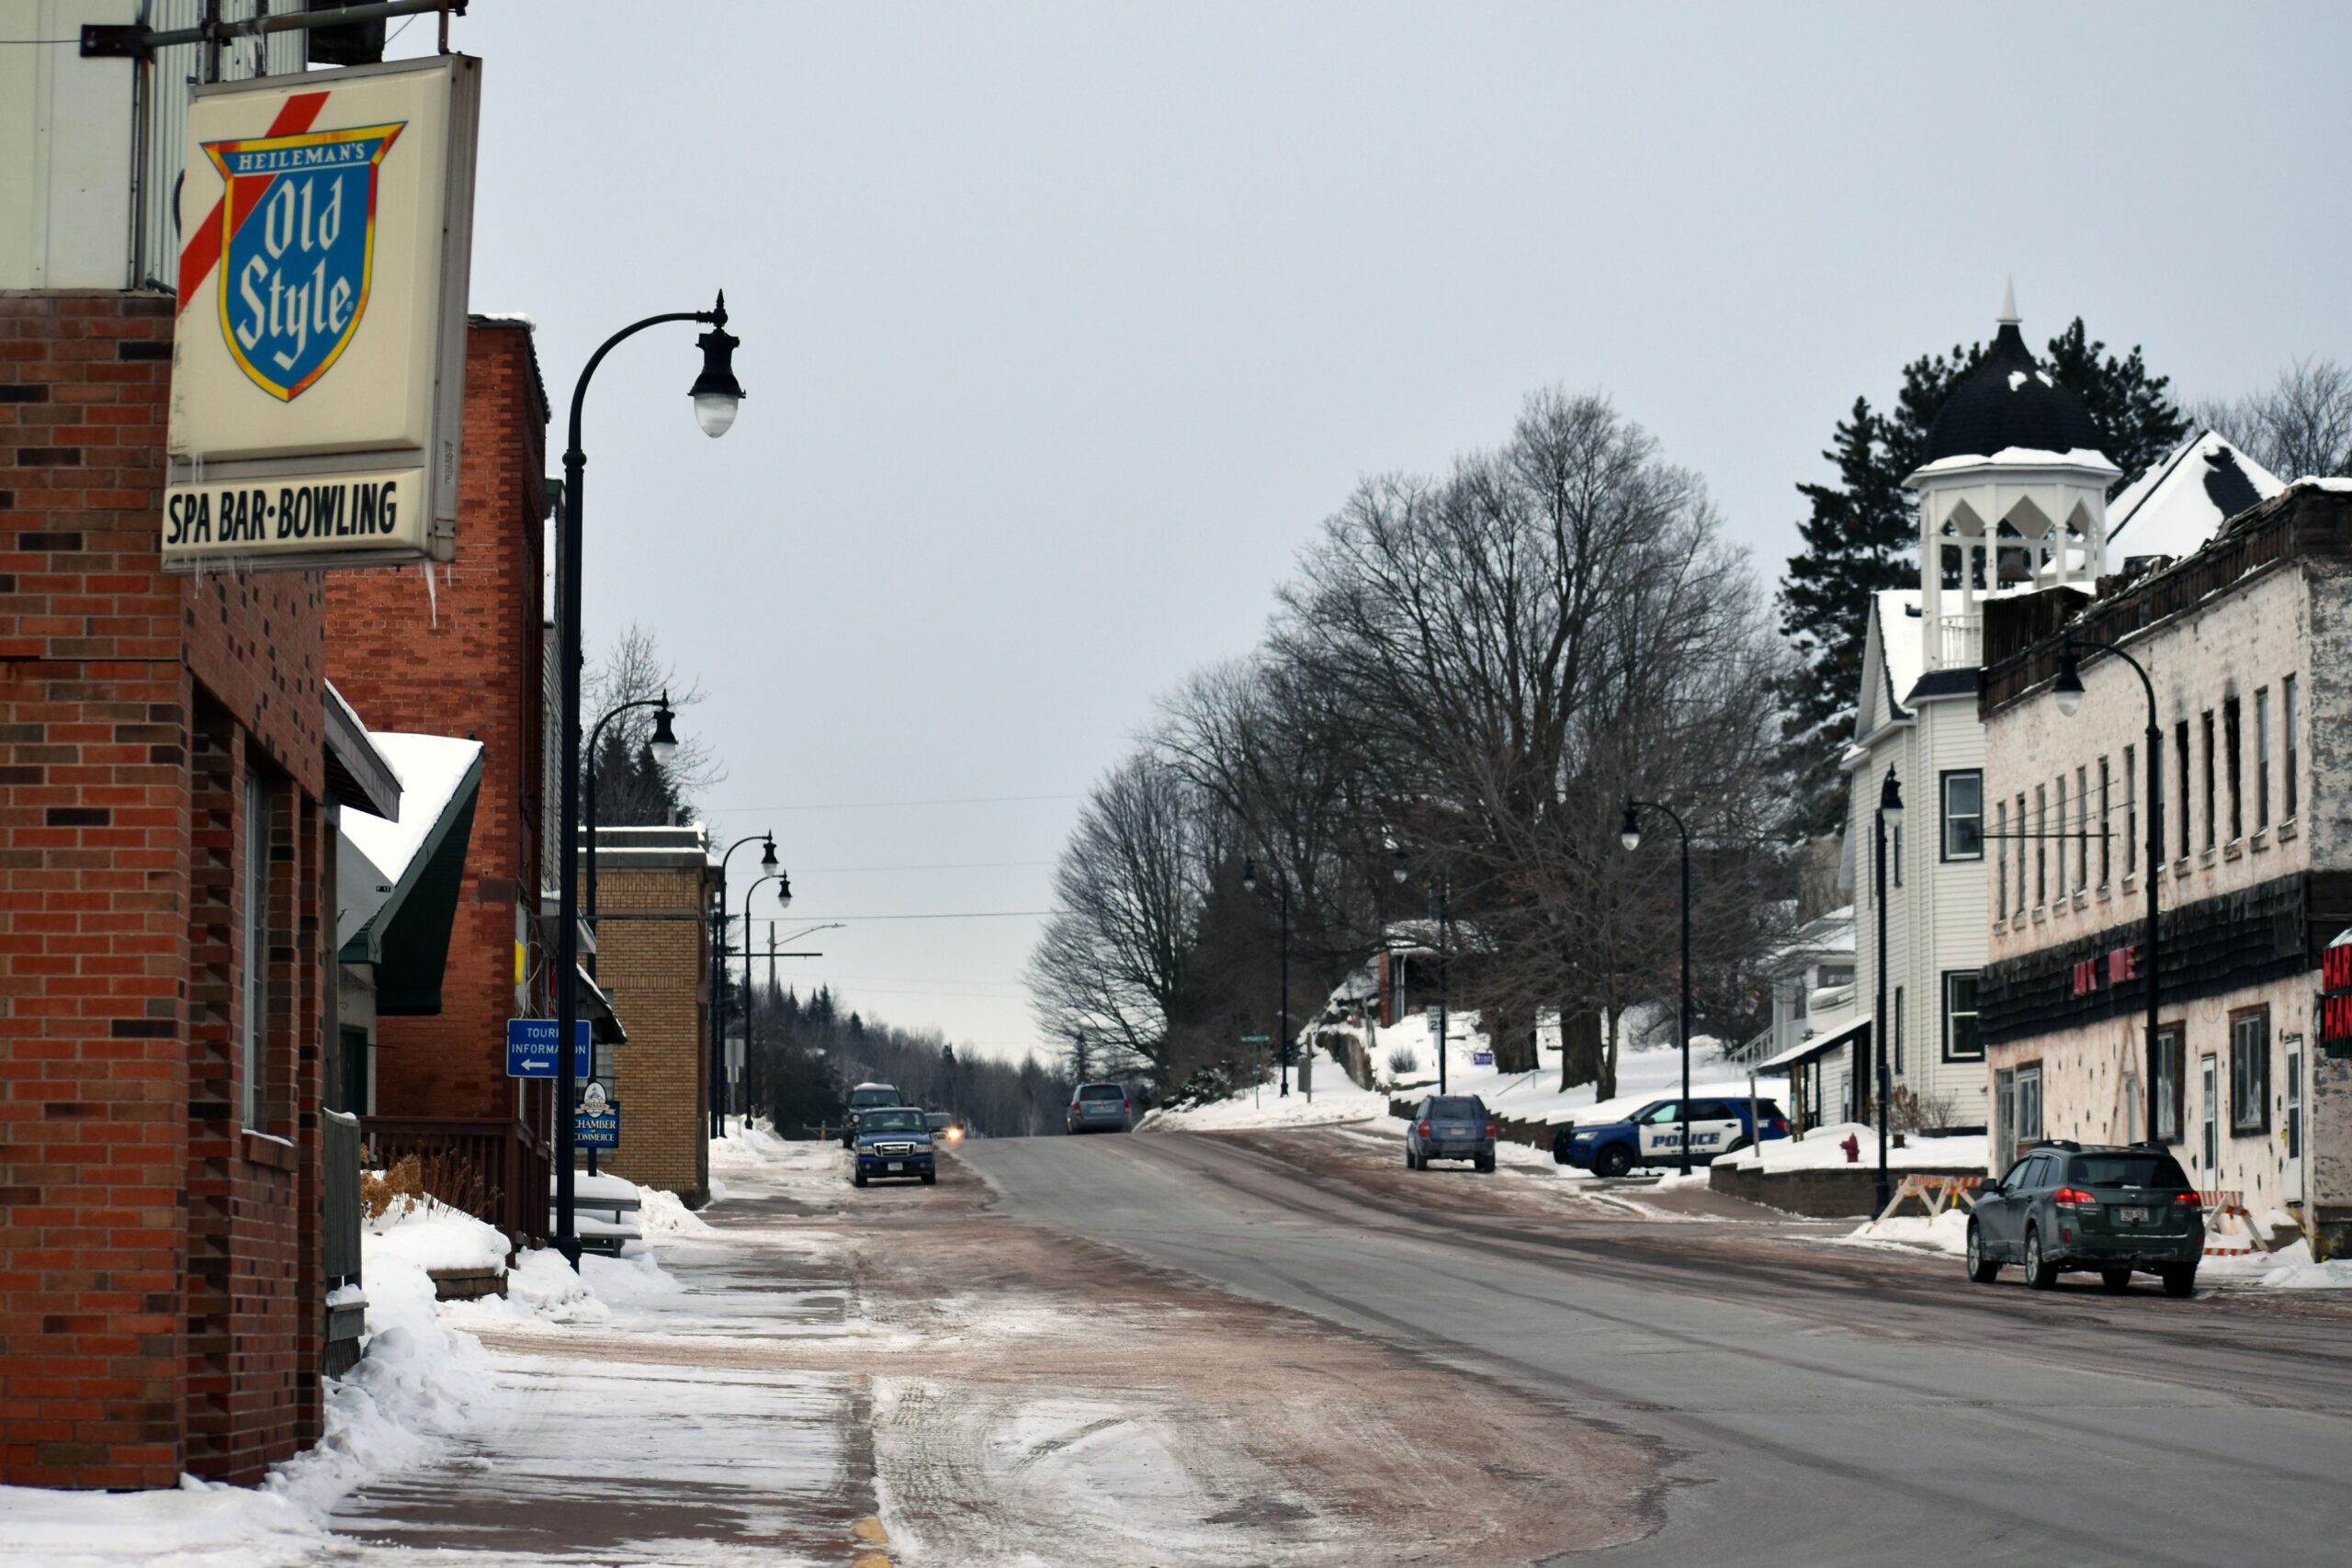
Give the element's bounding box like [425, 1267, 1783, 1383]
[1905, 283, 2120, 671]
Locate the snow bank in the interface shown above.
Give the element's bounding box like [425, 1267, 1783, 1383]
[1718, 1122, 1986, 1174]
[362, 1191, 509, 1275]
[0, 1196, 512, 1565]
[2200, 1239, 2352, 1289]
[1138, 1050, 1389, 1133]
[1841, 1210, 1972, 1255]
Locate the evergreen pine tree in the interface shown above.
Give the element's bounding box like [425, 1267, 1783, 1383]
[1774, 321, 2182, 837]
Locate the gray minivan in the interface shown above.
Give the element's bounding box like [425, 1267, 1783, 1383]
[1067, 1082, 1131, 1134]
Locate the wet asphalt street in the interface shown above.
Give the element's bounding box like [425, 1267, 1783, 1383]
[959, 1129, 2352, 1568]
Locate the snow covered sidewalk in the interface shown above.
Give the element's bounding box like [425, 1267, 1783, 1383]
[0, 1137, 881, 1567]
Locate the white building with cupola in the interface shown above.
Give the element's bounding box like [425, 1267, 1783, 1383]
[1767, 288, 2280, 1143]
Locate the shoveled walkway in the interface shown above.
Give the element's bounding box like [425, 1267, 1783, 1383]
[322, 1181, 888, 1567]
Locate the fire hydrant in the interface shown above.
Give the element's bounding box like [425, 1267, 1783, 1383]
[1840, 1132, 1860, 1164]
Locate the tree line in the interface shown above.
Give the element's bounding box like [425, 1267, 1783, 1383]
[1030, 341, 2352, 1109]
[754, 981, 1070, 1140]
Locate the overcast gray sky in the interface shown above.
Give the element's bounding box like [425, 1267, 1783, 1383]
[399, 1, 2349, 1064]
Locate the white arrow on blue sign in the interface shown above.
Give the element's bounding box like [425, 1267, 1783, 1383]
[506, 1019, 591, 1078]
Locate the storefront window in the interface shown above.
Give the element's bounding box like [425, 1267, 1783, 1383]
[2230, 1008, 2269, 1134]
[2154, 1025, 2182, 1144]
[242, 770, 270, 1131]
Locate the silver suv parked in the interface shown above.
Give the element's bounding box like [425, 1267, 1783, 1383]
[1407, 1094, 1496, 1172]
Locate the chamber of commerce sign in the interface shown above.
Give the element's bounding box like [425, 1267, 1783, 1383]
[163, 56, 481, 572]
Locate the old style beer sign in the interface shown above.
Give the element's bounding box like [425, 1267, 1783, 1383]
[164, 56, 481, 571]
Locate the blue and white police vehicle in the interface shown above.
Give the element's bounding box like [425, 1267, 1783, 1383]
[1554, 1096, 1791, 1178]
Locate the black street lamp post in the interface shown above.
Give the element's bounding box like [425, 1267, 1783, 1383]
[1873, 768, 1905, 1214]
[733, 871, 792, 1126]
[1389, 848, 1450, 1094]
[709, 832, 781, 1139]
[1241, 857, 1292, 1098]
[2054, 636, 2165, 1145]
[553, 294, 743, 1268]
[1621, 797, 1694, 1177]
[582, 692, 681, 937]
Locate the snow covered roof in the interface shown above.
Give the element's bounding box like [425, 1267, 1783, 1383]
[2108, 431, 2283, 561]
[1756, 1012, 1869, 1073]
[1873, 590, 1925, 722]
[1910, 446, 2121, 481]
[338, 735, 484, 964]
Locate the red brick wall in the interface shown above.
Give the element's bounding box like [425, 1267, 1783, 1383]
[324, 322, 548, 1129]
[1, 289, 328, 1487]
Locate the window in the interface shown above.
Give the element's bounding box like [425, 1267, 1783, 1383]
[1893, 819, 1903, 888]
[2200, 1055, 2219, 1170]
[2201, 709, 2217, 852]
[2098, 756, 2111, 887]
[1996, 801, 2008, 919]
[2054, 775, 2069, 898]
[2284, 673, 2301, 819]
[2034, 784, 2048, 906]
[2123, 746, 2137, 876]
[2224, 696, 2243, 842]
[2175, 719, 2191, 859]
[2015, 792, 2028, 908]
[2154, 1025, 2183, 1144]
[241, 770, 270, 1131]
[1942, 971, 1982, 1061]
[1941, 770, 1983, 861]
[2286, 1043, 2302, 1162]
[1894, 985, 1905, 1073]
[2256, 688, 2272, 829]
[2230, 1008, 2269, 1134]
[2075, 778, 2094, 887]
[2016, 1064, 2043, 1144]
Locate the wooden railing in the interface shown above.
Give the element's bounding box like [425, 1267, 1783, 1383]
[360, 1116, 548, 1249]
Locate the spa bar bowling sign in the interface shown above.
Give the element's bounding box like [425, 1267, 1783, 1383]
[163, 56, 481, 571]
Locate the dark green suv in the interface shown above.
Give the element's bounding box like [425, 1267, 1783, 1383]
[1966, 1143, 2203, 1296]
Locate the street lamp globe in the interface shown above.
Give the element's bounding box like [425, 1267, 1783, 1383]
[2053, 649, 2086, 718]
[688, 292, 745, 438]
[759, 837, 780, 878]
[648, 693, 682, 767]
[775, 873, 794, 910]
[1619, 799, 1642, 852]
[1241, 857, 1259, 894]
[1878, 769, 1905, 829]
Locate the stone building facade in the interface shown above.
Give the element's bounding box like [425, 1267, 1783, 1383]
[0, 289, 341, 1485]
[587, 827, 714, 1205]
[1978, 482, 2352, 1250]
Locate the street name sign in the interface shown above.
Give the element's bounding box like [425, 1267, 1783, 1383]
[505, 1018, 590, 1078]
[163, 55, 481, 571]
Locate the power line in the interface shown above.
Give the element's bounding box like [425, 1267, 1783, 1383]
[776, 909, 1061, 922]
[788, 859, 1055, 874]
[712, 792, 1083, 812]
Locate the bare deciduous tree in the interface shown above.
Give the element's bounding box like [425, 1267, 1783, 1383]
[2195, 358, 2352, 481]
[581, 623, 724, 826]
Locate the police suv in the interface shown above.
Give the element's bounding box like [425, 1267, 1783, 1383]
[1554, 1097, 1791, 1178]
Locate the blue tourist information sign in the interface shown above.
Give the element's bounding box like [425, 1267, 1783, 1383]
[506, 1019, 591, 1078]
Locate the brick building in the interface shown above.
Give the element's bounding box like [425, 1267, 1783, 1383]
[322, 319, 563, 1242]
[1, 288, 395, 1485]
[589, 826, 715, 1205]
[1979, 482, 2352, 1251]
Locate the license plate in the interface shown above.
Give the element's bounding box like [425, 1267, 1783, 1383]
[2120, 1205, 2148, 1224]
[886, 1162, 903, 1172]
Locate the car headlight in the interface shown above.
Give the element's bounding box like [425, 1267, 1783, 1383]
[1572, 1132, 1595, 1142]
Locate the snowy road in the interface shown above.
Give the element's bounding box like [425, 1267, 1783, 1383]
[963, 1127, 2352, 1568]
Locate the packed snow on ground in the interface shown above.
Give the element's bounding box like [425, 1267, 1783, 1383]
[709, 1119, 849, 1206]
[2199, 1238, 2352, 1289]
[1717, 1122, 1987, 1174]
[1838, 1209, 1973, 1256]
[1137, 1050, 1390, 1132]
